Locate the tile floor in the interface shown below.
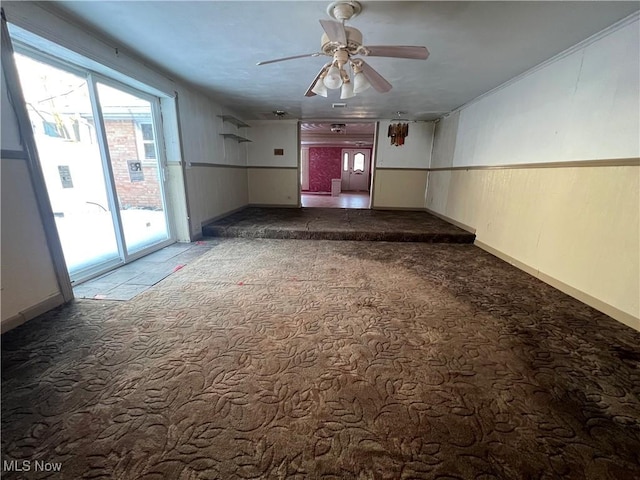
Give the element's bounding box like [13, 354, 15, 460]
[72, 241, 215, 301]
[301, 192, 370, 208]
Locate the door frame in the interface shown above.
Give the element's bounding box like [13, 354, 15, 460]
[297, 120, 379, 208]
[1, 11, 73, 300]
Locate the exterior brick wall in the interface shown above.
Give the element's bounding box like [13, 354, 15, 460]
[104, 120, 162, 210]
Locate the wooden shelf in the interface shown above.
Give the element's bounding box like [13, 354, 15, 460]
[218, 115, 250, 129]
[218, 115, 250, 142]
[220, 133, 251, 143]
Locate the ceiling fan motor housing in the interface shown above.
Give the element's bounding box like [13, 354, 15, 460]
[320, 26, 363, 55]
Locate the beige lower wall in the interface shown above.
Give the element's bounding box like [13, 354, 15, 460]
[166, 163, 190, 242]
[1, 159, 63, 328]
[373, 169, 428, 209]
[247, 168, 299, 206]
[186, 165, 248, 236]
[426, 165, 640, 330]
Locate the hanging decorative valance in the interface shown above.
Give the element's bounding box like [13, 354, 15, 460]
[388, 122, 408, 146]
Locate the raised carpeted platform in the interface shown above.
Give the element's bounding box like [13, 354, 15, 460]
[202, 207, 476, 243]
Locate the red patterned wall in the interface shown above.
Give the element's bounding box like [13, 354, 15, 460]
[308, 147, 343, 192]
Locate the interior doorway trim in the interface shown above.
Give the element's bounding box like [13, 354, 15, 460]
[299, 120, 377, 209]
[369, 121, 380, 209]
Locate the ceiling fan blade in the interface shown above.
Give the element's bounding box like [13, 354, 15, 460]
[304, 63, 331, 97]
[363, 45, 429, 60]
[257, 53, 322, 66]
[359, 60, 392, 93]
[319, 19, 347, 44]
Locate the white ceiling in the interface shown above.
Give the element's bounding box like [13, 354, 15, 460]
[50, 1, 639, 121]
[301, 121, 375, 145]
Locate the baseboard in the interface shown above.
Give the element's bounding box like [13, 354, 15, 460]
[199, 205, 249, 229]
[1, 292, 66, 334]
[475, 240, 639, 331]
[425, 208, 477, 234]
[371, 206, 426, 212]
[248, 203, 300, 208]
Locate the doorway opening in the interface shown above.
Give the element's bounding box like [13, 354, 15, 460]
[14, 50, 173, 284]
[300, 122, 375, 208]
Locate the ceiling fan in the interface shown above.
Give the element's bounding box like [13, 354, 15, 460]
[256, 1, 429, 98]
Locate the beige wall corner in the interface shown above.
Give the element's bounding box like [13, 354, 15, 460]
[1, 292, 65, 334]
[165, 164, 190, 242]
[186, 165, 248, 236]
[424, 207, 476, 234]
[1, 159, 63, 327]
[247, 168, 299, 206]
[372, 169, 428, 209]
[475, 239, 639, 331]
[428, 166, 640, 330]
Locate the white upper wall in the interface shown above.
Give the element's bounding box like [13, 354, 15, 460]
[431, 112, 459, 169]
[177, 88, 248, 166]
[247, 120, 298, 168]
[435, 15, 639, 168]
[5, 1, 175, 96]
[376, 121, 434, 169]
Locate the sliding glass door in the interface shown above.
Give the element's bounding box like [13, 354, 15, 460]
[14, 50, 172, 283]
[15, 53, 121, 278]
[96, 82, 169, 255]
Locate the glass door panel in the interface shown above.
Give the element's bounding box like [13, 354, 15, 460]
[96, 82, 169, 256]
[14, 53, 120, 279]
[341, 148, 371, 191]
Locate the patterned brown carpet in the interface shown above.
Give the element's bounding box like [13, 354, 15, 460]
[2, 238, 639, 479]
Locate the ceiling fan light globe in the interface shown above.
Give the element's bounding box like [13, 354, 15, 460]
[311, 79, 328, 97]
[340, 81, 355, 99]
[323, 65, 343, 89]
[353, 72, 371, 94]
